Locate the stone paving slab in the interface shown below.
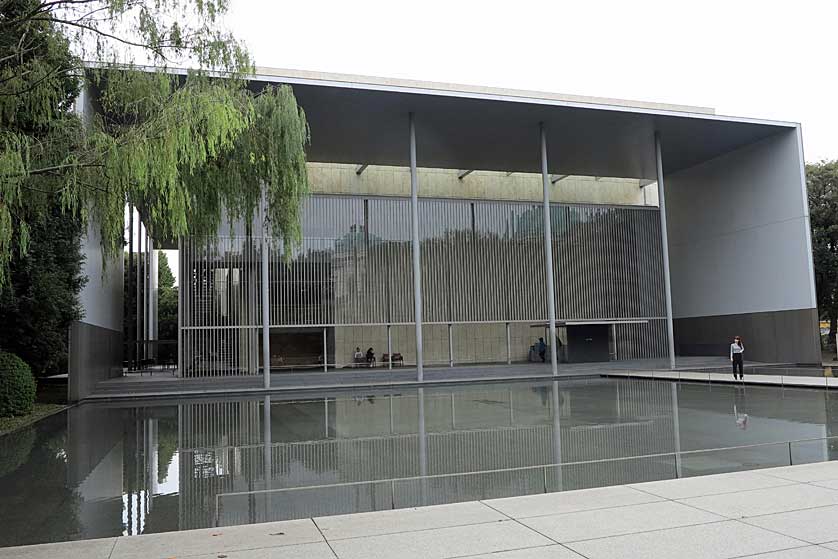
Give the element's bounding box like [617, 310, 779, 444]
[747, 548, 838, 558]
[759, 461, 838, 483]
[564, 520, 804, 559]
[681, 483, 838, 518]
[314, 500, 505, 540]
[327, 520, 552, 559]
[0, 538, 116, 559]
[187, 542, 335, 559]
[464, 546, 586, 558]
[812, 479, 838, 490]
[743, 504, 838, 544]
[520, 500, 724, 543]
[110, 519, 322, 559]
[6, 461, 838, 558]
[485, 484, 662, 518]
[628, 469, 795, 500]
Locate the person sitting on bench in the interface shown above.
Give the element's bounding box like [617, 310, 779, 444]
[365, 347, 376, 367]
[353, 347, 364, 367]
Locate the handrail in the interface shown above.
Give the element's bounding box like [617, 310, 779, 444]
[213, 434, 838, 526]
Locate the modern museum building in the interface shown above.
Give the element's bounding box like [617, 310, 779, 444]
[71, 68, 821, 397]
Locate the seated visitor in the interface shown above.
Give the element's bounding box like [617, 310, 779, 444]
[365, 347, 376, 366]
[353, 347, 364, 366]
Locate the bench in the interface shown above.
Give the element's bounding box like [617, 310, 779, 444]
[381, 353, 404, 366]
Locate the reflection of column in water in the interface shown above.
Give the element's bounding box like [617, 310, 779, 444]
[672, 383, 682, 477]
[552, 381, 562, 491]
[263, 395, 272, 521]
[146, 418, 158, 506]
[418, 388, 428, 505]
[177, 405, 183, 528]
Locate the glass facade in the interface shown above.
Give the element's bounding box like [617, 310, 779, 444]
[181, 195, 668, 377]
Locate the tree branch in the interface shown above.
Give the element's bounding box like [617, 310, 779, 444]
[2, 162, 104, 179]
[29, 15, 171, 60]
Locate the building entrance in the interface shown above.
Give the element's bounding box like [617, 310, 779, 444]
[566, 324, 611, 363]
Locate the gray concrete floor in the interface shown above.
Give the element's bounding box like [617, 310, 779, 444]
[91, 357, 786, 400]
[605, 370, 838, 390]
[7, 460, 838, 558]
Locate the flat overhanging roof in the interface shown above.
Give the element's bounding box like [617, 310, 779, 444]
[248, 67, 799, 180]
[86, 64, 800, 181]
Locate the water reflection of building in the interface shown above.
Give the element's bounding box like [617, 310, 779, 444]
[182, 380, 680, 526]
[49, 381, 838, 540]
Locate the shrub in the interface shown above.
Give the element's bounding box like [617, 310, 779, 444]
[0, 352, 36, 417]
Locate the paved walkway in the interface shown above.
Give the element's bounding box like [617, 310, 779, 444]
[8, 461, 838, 558]
[89, 357, 785, 401]
[605, 370, 837, 389]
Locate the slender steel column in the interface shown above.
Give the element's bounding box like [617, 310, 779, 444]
[177, 238, 182, 377]
[671, 383, 682, 477]
[409, 112, 424, 381]
[148, 238, 157, 359]
[260, 188, 271, 388]
[387, 325, 392, 370]
[506, 322, 511, 365]
[540, 123, 559, 376]
[263, 395, 272, 519]
[324, 398, 329, 437]
[418, 387, 428, 504]
[128, 205, 134, 367]
[655, 132, 677, 370]
[551, 380, 563, 490]
[448, 324, 453, 368]
[144, 232, 150, 360]
[322, 327, 328, 372]
[137, 227, 143, 362]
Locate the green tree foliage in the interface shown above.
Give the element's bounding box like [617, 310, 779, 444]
[158, 250, 175, 290]
[122, 250, 136, 350]
[157, 251, 178, 360]
[0, 206, 85, 376]
[807, 161, 838, 341]
[1, 0, 310, 290]
[0, 351, 36, 416]
[123, 250, 178, 360]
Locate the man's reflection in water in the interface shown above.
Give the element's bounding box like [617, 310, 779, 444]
[734, 386, 749, 430]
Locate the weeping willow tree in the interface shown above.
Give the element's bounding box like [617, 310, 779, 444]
[0, 0, 310, 289]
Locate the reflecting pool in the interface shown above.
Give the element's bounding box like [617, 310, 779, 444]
[2, 378, 838, 547]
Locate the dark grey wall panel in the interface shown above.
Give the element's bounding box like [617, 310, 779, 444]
[68, 321, 122, 402]
[673, 307, 820, 364]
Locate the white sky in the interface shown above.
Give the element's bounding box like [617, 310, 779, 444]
[147, 1, 838, 285]
[227, 0, 837, 162]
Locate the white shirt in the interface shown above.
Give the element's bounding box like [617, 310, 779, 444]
[730, 343, 745, 359]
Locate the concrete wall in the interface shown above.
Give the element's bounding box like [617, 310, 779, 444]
[674, 308, 820, 364]
[309, 163, 656, 207]
[666, 128, 820, 363]
[70, 219, 124, 401]
[68, 321, 123, 401]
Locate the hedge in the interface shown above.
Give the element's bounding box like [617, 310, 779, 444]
[0, 352, 36, 417]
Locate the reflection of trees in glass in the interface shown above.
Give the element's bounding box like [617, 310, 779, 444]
[157, 418, 179, 483]
[0, 426, 35, 478]
[0, 421, 82, 546]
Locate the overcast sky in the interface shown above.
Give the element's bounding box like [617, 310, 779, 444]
[226, 0, 836, 163]
[160, 1, 836, 285]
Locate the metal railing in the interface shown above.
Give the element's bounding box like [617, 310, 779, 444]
[213, 434, 838, 526]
